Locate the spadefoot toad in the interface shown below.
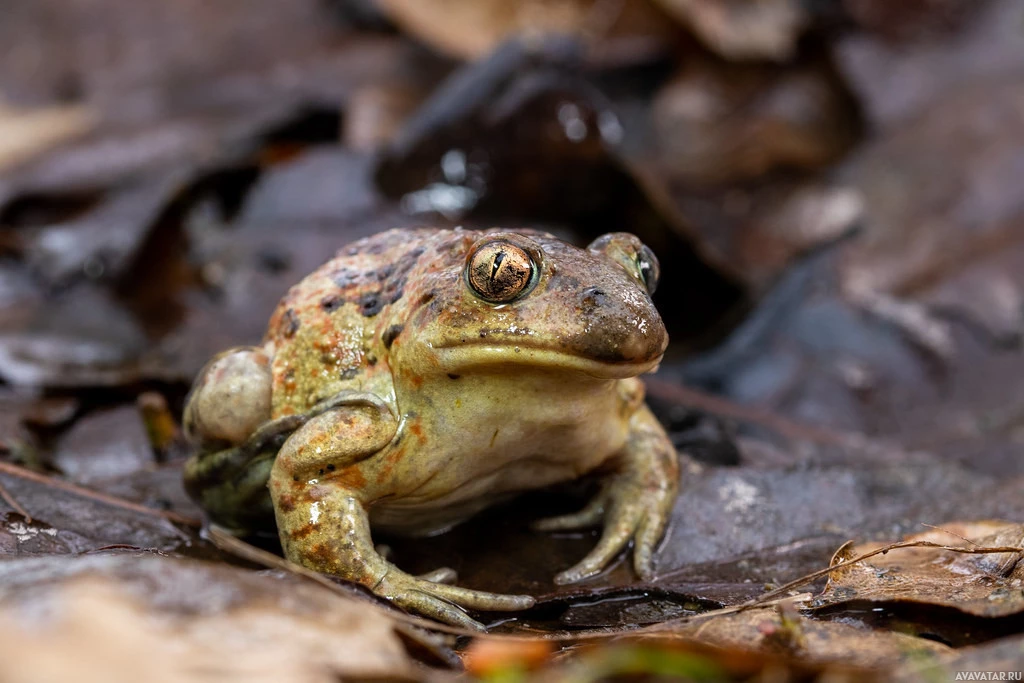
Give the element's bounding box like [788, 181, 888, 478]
[183, 228, 679, 629]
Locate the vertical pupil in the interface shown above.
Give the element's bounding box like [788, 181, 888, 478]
[490, 250, 506, 281]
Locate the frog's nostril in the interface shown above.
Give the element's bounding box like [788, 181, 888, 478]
[581, 287, 609, 312]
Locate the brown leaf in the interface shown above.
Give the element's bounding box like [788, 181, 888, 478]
[652, 0, 806, 61]
[899, 633, 1024, 682]
[375, 0, 676, 66]
[0, 554, 420, 683]
[666, 604, 950, 668]
[836, 0, 1018, 127]
[648, 56, 861, 187]
[50, 405, 155, 485]
[0, 103, 96, 172]
[817, 521, 1024, 618]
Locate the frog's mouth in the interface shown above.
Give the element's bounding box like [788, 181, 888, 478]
[431, 344, 662, 380]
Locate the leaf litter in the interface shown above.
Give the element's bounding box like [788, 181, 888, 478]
[1, 0, 1024, 680]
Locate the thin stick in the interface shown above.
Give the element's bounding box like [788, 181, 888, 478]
[0, 478, 31, 522]
[738, 538, 1024, 611]
[919, 522, 980, 548]
[644, 378, 862, 448]
[0, 461, 201, 528]
[208, 526, 816, 642]
[207, 525, 478, 637]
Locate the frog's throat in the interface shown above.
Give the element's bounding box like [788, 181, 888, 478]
[430, 345, 661, 380]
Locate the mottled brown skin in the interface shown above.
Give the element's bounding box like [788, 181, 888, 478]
[183, 228, 679, 629]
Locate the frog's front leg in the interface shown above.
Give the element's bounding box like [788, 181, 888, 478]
[269, 398, 535, 630]
[535, 402, 680, 584]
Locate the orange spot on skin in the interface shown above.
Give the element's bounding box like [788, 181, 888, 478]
[409, 373, 423, 389]
[277, 494, 296, 513]
[375, 448, 404, 484]
[290, 524, 316, 540]
[408, 421, 427, 445]
[334, 466, 367, 489]
[307, 543, 335, 569]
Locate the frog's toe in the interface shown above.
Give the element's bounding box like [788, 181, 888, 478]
[553, 511, 638, 585]
[416, 567, 458, 584]
[376, 569, 535, 628]
[531, 494, 607, 532]
[632, 510, 668, 581]
[390, 587, 486, 630]
[421, 580, 536, 612]
[554, 483, 674, 585]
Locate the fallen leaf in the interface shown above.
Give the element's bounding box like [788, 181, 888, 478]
[647, 55, 860, 187]
[836, 0, 1020, 127]
[0, 103, 96, 172]
[0, 553, 421, 683]
[374, 0, 676, 66]
[652, 0, 806, 61]
[816, 521, 1024, 619]
[664, 604, 950, 668]
[896, 633, 1024, 682]
[50, 405, 155, 485]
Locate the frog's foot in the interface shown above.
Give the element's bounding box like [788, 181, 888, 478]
[374, 566, 535, 630]
[550, 479, 673, 585]
[547, 404, 680, 586]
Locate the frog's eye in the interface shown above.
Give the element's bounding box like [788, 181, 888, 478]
[587, 233, 660, 296]
[466, 240, 536, 303]
[636, 244, 660, 295]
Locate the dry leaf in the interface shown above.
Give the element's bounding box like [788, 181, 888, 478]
[818, 521, 1024, 618]
[0, 556, 419, 683]
[0, 103, 95, 172]
[652, 0, 805, 61]
[665, 604, 950, 668]
[374, 0, 675, 65]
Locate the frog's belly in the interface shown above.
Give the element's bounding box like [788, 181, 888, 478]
[366, 377, 631, 535]
[367, 455, 599, 536]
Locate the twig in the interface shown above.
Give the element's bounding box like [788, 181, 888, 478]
[0, 478, 31, 522]
[206, 525, 479, 637]
[208, 526, 815, 642]
[644, 378, 892, 453]
[919, 522, 979, 548]
[737, 538, 1024, 612]
[640, 535, 1024, 635]
[0, 461, 201, 528]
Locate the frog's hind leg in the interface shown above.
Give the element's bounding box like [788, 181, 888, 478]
[183, 428, 284, 534]
[269, 397, 535, 630]
[182, 346, 279, 533]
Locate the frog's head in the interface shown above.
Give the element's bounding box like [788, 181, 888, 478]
[397, 230, 668, 380]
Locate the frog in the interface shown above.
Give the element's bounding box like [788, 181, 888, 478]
[183, 227, 679, 629]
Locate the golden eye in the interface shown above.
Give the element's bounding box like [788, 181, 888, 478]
[466, 241, 536, 303]
[637, 244, 660, 295]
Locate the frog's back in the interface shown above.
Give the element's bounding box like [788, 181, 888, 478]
[264, 228, 441, 417]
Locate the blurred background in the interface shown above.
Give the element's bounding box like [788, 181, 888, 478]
[1, 0, 1024, 591]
